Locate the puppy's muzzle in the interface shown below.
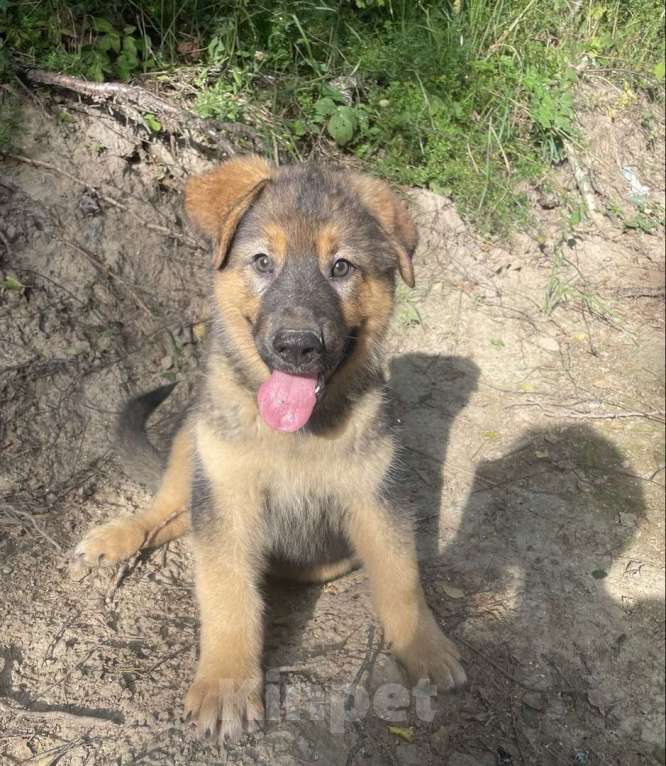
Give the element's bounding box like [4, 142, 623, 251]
[271, 329, 324, 372]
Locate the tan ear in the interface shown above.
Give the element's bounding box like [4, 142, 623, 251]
[185, 155, 274, 269]
[350, 174, 418, 287]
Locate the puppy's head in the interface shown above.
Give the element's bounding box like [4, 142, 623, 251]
[186, 155, 417, 432]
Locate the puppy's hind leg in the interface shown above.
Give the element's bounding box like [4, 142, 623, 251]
[74, 426, 193, 569]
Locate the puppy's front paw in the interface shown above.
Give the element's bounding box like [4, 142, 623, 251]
[72, 518, 144, 571]
[396, 619, 467, 691]
[184, 672, 264, 745]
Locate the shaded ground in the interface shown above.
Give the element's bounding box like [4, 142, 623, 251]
[0, 85, 664, 766]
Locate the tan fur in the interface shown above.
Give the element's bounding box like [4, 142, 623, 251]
[315, 222, 341, 267]
[350, 174, 418, 287]
[185, 155, 274, 268]
[74, 426, 193, 567]
[73, 157, 465, 745]
[264, 222, 289, 264]
[346, 497, 465, 689]
[184, 421, 266, 740]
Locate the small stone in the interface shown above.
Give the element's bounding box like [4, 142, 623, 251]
[440, 582, 465, 599]
[79, 192, 102, 217]
[538, 191, 560, 210]
[192, 322, 207, 342]
[160, 354, 174, 370]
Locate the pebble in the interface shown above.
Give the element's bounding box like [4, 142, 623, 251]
[538, 191, 560, 209]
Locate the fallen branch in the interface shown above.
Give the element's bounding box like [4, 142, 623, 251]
[22, 68, 260, 156]
[3, 505, 63, 552]
[508, 401, 665, 423]
[616, 286, 665, 300]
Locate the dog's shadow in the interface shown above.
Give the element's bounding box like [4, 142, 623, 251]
[263, 353, 660, 760]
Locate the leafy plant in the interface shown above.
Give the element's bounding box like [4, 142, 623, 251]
[1, 0, 663, 234]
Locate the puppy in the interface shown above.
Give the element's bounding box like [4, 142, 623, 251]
[74, 156, 466, 743]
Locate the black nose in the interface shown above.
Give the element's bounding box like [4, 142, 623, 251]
[272, 329, 323, 368]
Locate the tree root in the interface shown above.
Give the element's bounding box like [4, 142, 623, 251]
[21, 68, 261, 158]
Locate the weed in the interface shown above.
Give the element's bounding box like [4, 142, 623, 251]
[544, 249, 616, 321]
[1, 0, 664, 234]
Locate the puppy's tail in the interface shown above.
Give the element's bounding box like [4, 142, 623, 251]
[116, 383, 178, 491]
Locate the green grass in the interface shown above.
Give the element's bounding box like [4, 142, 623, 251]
[1, 0, 664, 233]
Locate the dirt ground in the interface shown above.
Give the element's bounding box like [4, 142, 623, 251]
[0, 84, 664, 766]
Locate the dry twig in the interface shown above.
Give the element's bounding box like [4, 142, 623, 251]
[508, 401, 665, 423]
[2, 505, 63, 552]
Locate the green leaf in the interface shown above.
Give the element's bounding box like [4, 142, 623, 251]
[143, 113, 162, 133]
[320, 82, 346, 103]
[313, 97, 337, 118]
[96, 31, 120, 53]
[88, 61, 105, 82]
[123, 35, 138, 61]
[654, 61, 665, 80]
[0, 274, 24, 291]
[338, 106, 358, 129]
[327, 109, 356, 146]
[388, 725, 416, 743]
[92, 17, 115, 34]
[289, 119, 308, 137]
[569, 206, 584, 227]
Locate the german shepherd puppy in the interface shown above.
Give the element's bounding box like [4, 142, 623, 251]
[74, 156, 466, 743]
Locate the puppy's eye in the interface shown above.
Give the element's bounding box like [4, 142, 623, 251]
[331, 259, 354, 279]
[253, 253, 273, 274]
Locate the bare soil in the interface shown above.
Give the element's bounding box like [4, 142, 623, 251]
[1, 85, 664, 766]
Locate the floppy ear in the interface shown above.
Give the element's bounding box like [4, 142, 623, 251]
[350, 174, 418, 287]
[185, 155, 274, 269]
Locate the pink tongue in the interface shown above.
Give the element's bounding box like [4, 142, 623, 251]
[257, 371, 318, 432]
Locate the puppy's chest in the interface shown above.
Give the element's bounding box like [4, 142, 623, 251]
[259, 440, 351, 563]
